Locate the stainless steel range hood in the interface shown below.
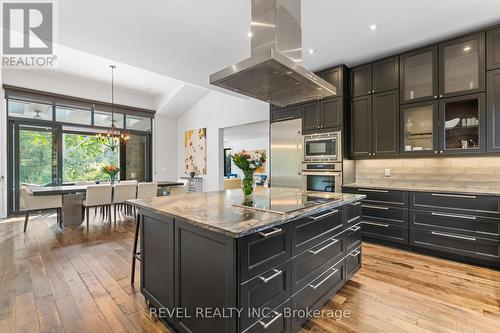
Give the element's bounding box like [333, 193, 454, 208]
[209, 0, 336, 107]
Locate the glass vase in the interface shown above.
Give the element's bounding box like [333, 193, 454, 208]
[241, 172, 256, 198]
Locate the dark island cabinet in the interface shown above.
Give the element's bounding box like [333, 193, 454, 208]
[487, 25, 500, 70]
[372, 90, 400, 156]
[400, 46, 439, 104]
[439, 32, 485, 98]
[372, 56, 399, 94]
[487, 69, 500, 152]
[302, 97, 343, 132]
[350, 64, 372, 98]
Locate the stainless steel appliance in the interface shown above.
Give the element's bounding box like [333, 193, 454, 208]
[209, 0, 337, 107]
[270, 119, 302, 188]
[303, 131, 342, 162]
[301, 162, 342, 193]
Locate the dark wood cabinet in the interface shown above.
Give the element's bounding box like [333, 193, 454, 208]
[439, 32, 486, 98]
[372, 57, 399, 93]
[487, 25, 500, 70]
[400, 46, 438, 104]
[372, 90, 400, 156]
[302, 97, 343, 132]
[438, 93, 486, 154]
[350, 64, 372, 98]
[400, 100, 439, 155]
[350, 95, 372, 157]
[487, 69, 500, 152]
[317, 66, 345, 97]
[270, 105, 302, 123]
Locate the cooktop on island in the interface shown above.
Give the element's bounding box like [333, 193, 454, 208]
[231, 190, 342, 214]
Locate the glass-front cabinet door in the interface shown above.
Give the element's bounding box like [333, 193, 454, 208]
[400, 46, 438, 104]
[401, 101, 438, 154]
[439, 32, 485, 98]
[439, 93, 486, 154]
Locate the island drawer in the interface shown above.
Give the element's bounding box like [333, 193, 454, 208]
[362, 221, 408, 244]
[345, 246, 362, 281]
[344, 187, 408, 207]
[292, 208, 343, 256]
[242, 300, 291, 333]
[345, 224, 362, 253]
[410, 209, 500, 239]
[239, 223, 292, 282]
[410, 228, 500, 263]
[291, 231, 345, 292]
[409, 192, 500, 218]
[239, 261, 291, 331]
[345, 201, 362, 226]
[290, 260, 345, 332]
[361, 204, 408, 226]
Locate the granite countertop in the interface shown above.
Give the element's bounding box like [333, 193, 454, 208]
[128, 188, 365, 238]
[343, 183, 500, 197]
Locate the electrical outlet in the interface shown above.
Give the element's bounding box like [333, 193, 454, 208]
[384, 168, 391, 177]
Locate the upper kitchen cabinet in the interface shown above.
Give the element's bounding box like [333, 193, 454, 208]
[439, 92, 486, 154]
[487, 25, 500, 70]
[439, 32, 485, 98]
[372, 90, 400, 156]
[302, 97, 343, 132]
[350, 95, 372, 158]
[487, 69, 500, 152]
[372, 57, 399, 94]
[400, 46, 438, 104]
[350, 64, 372, 98]
[317, 66, 346, 97]
[270, 104, 302, 123]
[401, 100, 439, 155]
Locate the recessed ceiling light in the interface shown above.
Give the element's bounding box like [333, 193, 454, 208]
[247, 31, 253, 38]
[308, 49, 315, 54]
[369, 24, 378, 31]
[463, 46, 471, 52]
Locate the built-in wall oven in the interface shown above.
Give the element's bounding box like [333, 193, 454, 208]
[301, 162, 342, 193]
[303, 131, 341, 162]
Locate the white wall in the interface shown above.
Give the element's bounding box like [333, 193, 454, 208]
[177, 91, 269, 192]
[224, 137, 269, 179]
[153, 114, 178, 181]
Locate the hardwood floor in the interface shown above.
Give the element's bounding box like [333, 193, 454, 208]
[0, 213, 499, 333]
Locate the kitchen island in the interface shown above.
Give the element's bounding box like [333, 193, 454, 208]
[130, 188, 365, 333]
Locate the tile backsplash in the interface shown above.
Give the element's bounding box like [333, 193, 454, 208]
[355, 157, 500, 190]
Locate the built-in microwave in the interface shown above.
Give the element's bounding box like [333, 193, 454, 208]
[303, 131, 341, 162]
[301, 162, 342, 193]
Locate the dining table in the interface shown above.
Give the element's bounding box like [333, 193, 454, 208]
[30, 181, 184, 226]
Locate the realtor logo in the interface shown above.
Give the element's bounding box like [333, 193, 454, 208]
[3, 2, 53, 54]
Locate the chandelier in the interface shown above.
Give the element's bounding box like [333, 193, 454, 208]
[96, 65, 129, 151]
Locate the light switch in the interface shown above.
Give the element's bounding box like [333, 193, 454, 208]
[384, 168, 391, 177]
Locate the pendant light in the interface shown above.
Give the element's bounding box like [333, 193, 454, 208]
[96, 65, 129, 151]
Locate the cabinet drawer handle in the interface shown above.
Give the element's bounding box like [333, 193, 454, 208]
[259, 228, 283, 238]
[258, 311, 282, 329]
[431, 231, 476, 242]
[308, 238, 339, 255]
[258, 269, 282, 283]
[308, 268, 338, 290]
[358, 189, 389, 193]
[363, 221, 389, 227]
[350, 249, 361, 257]
[431, 212, 476, 220]
[349, 225, 361, 232]
[309, 209, 339, 221]
[350, 201, 361, 206]
[347, 216, 360, 223]
[431, 193, 476, 199]
[362, 204, 389, 210]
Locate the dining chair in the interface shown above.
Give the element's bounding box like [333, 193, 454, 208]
[82, 185, 112, 228]
[131, 182, 158, 285]
[113, 183, 137, 225]
[119, 180, 138, 185]
[20, 186, 63, 232]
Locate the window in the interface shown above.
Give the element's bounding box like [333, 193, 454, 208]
[94, 110, 124, 128]
[8, 99, 53, 121]
[56, 106, 92, 125]
[126, 115, 151, 131]
[63, 133, 119, 183]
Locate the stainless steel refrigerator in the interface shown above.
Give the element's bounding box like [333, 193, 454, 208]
[270, 119, 303, 188]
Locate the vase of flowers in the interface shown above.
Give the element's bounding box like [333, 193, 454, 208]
[103, 165, 120, 185]
[231, 150, 266, 198]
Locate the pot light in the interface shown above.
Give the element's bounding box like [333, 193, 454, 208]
[308, 49, 315, 54]
[463, 46, 471, 52]
[247, 31, 253, 38]
[369, 24, 378, 31]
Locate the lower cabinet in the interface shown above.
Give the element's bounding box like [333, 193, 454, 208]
[243, 301, 291, 333]
[362, 221, 409, 244]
